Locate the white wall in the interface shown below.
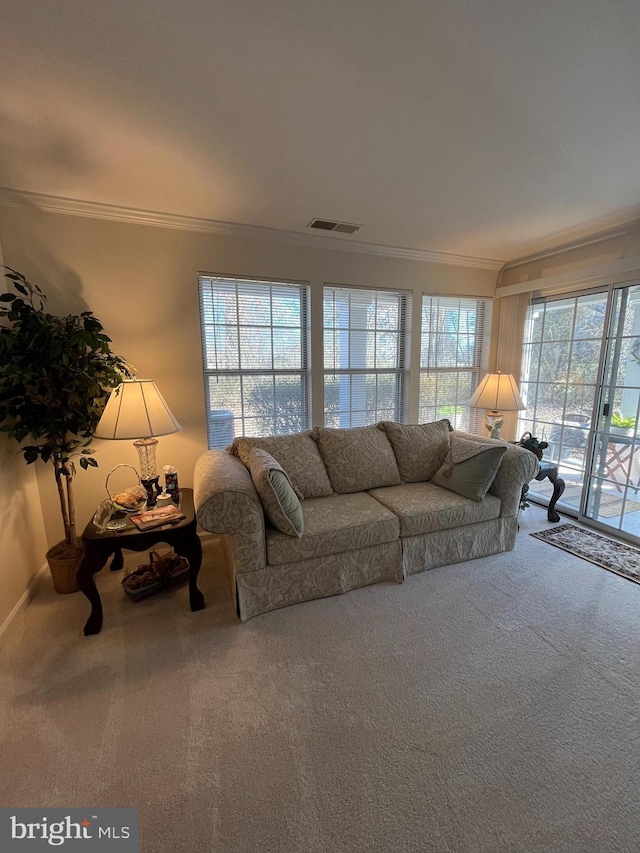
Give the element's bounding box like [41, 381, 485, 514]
[0, 204, 497, 550]
[0, 439, 48, 633]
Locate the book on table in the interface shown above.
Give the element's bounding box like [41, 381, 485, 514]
[130, 505, 186, 531]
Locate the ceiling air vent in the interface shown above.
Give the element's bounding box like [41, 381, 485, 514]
[307, 218, 360, 235]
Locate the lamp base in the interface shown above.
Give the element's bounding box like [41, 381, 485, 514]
[485, 411, 505, 440]
[133, 437, 159, 481]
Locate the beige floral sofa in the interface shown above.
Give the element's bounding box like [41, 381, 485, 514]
[194, 421, 539, 621]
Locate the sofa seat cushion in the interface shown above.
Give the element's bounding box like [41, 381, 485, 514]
[266, 492, 400, 566]
[230, 431, 333, 498]
[313, 425, 401, 493]
[367, 482, 501, 537]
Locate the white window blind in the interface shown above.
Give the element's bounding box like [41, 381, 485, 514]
[323, 285, 411, 427]
[199, 275, 310, 448]
[420, 296, 492, 431]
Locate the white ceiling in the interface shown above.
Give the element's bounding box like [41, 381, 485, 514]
[2, 0, 640, 263]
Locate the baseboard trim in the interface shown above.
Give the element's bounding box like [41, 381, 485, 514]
[0, 534, 218, 641]
[0, 563, 49, 642]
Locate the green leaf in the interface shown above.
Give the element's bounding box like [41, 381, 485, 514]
[0, 293, 16, 302]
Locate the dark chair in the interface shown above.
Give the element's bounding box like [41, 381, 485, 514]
[544, 413, 591, 463]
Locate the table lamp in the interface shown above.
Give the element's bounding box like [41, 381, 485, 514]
[467, 370, 525, 439]
[95, 379, 181, 504]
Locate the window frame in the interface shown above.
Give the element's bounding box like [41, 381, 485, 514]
[322, 283, 412, 427]
[419, 295, 493, 431]
[198, 273, 311, 447]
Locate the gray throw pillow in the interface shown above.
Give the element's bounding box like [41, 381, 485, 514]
[432, 434, 507, 502]
[245, 448, 304, 537]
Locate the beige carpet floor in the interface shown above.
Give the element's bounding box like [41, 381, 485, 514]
[1, 505, 639, 853]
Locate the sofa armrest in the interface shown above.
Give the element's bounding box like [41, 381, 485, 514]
[454, 431, 540, 517]
[194, 450, 266, 573]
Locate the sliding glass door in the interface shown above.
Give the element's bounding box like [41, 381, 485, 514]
[583, 284, 640, 537]
[520, 283, 640, 542]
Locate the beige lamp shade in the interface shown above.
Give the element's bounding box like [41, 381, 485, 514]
[95, 379, 182, 439]
[467, 371, 525, 413]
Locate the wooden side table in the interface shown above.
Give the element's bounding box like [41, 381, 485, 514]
[77, 488, 204, 636]
[521, 462, 566, 523]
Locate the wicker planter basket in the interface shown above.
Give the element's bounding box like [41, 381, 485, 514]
[46, 545, 81, 594]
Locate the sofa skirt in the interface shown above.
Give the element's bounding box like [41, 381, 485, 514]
[402, 516, 518, 577]
[235, 539, 403, 622]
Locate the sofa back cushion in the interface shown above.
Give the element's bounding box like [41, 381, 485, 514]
[313, 425, 401, 493]
[230, 431, 333, 499]
[379, 419, 453, 482]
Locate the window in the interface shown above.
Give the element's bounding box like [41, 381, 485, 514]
[199, 275, 310, 448]
[323, 285, 411, 427]
[419, 296, 492, 430]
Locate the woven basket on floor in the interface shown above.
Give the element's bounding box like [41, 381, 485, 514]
[122, 551, 189, 602]
[46, 549, 81, 594]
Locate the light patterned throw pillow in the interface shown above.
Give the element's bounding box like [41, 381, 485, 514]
[231, 431, 332, 499]
[379, 419, 453, 482]
[245, 448, 304, 537]
[431, 434, 507, 502]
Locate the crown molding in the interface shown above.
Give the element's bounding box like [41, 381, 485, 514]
[502, 216, 640, 271]
[0, 187, 504, 271]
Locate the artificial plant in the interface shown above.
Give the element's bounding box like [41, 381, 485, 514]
[515, 431, 549, 460]
[611, 411, 636, 429]
[0, 267, 131, 556]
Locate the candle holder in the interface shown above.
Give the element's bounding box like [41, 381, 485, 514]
[141, 475, 161, 507]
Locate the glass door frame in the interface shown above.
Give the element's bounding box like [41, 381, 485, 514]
[521, 279, 640, 547]
[579, 281, 640, 544]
